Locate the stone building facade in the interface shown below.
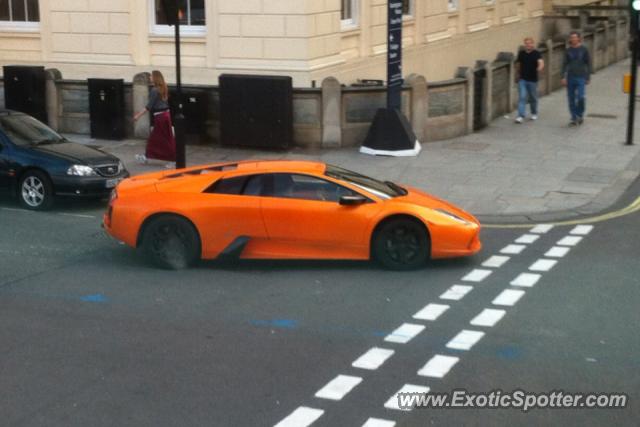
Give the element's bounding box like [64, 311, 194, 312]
[0, 0, 552, 86]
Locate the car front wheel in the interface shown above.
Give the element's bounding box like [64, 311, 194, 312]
[19, 170, 53, 210]
[141, 215, 200, 270]
[373, 218, 430, 270]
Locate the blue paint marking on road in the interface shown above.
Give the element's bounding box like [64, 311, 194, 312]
[80, 294, 108, 303]
[497, 345, 521, 360]
[250, 319, 298, 329]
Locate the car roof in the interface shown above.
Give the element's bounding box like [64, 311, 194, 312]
[235, 160, 326, 174]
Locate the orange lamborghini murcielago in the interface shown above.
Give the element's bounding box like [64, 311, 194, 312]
[103, 160, 481, 270]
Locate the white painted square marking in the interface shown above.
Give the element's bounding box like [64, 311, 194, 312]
[362, 418, 396, 427]
[413, 303, 450, 321]
[557, 236, 583, 246]
[352, 347, 395, 370]
[510, 273, 542, 288]
[470, 308, 507, 327]
[492, 289, 526, 306]
[570, 225, 594, 235]
[384, 384, 430, 411]
[417, 354, 460, 378]
[461, 269, 493, 282]
[500, 244, 526, 255]
[439, 285, 473, 301]
[545, 246, 571, 258]
[482, 255, 510, 268]
[314, 374, 362, 400]
[515, 234, 540, 244]
[445, 330, 485, 350]
[384, 323, 426, 344]
[274, 407, 324, 427]
[529, 259, 558, 272]
[530, 224, 554, 234]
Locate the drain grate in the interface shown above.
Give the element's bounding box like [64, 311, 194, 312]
[587, 113, 618, 119]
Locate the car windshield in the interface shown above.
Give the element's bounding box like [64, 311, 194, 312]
[0, 113, 64, 147]
[325, 165, 407, 199]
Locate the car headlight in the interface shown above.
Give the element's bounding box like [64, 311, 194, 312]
[435, 208, 470, 224]
[67, 165, 97, 176]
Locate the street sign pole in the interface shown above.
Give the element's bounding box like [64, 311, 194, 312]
[173, 5, 186, 167]
[626, 3, 638, 145]
[387, 1, 403, 110]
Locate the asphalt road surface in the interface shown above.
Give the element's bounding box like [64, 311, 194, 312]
[0, 195, 638, 427]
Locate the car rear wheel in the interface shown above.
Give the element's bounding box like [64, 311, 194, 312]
[373, 218, 430, 270]
[141, 216, 200, 270]
[19, 170, 53, 211]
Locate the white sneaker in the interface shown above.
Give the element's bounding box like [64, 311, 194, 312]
[515, 117, 524, 124]
[531, 115, 538, 121]
[135, 154, 147, 164]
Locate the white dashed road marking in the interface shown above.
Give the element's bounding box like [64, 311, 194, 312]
[530, 224, 554, 234]
[274, 407, 324, 427]
[529, 259, 558, 272]
[384, 323, 426, 344]
[439, 285, 473, 301]
[482, 255, 510, 268]
[384, 384, 430, 411]
[315, 375, 362, 401]
[413, 303, 449, 321]
[545, 246, 571, 258]
[417, 354, 460, 378]
[470, 308, 507, 327]
[362, 418, 396, 427]
[515, 234, 540, 244]
[510, 273, 542, 288]
[500, 244, 527, 255]
[492, 289, 526, 306]
[352, 348, 395, 371]
[570, 225, 594, 235]
[59, 213, 97, 219]
[557, 236, 583, 246]
[446, 330, 485, 351]
[461, 269, 493, 282]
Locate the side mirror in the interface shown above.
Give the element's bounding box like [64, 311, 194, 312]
[339, 194, 368, 206]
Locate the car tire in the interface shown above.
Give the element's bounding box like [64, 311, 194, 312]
[141, 216, 201, 270]
[19, 170, 54, 211]
[373, 218, 430, 270]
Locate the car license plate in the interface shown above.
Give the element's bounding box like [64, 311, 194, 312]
[106, 178, 121, 188]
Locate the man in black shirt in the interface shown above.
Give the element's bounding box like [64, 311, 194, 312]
[515, 37, 544, 123]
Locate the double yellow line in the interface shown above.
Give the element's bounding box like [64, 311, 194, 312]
[484, 196, 640, 229]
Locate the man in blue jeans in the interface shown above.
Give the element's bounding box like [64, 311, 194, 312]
[562, 31, 592, 126]
[515, 37, 544, 123]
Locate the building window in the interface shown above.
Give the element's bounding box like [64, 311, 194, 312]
[152, 0, 205, 35]
[0, 0, 39, 28]
[341, 0, 358, 29]
[402, 0, 413, 16]
[448, 0, 459, 12]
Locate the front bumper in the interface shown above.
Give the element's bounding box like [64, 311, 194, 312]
[52, 172, 130, 198]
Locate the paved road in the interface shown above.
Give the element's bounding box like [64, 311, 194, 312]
[0, 195, 637, 426]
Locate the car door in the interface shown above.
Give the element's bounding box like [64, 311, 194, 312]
[258, 173, 382, 259]
[0, 137, 12, 192]
[197, 174, 268, 258]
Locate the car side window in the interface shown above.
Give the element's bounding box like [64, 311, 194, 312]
[263, 173, 358, 202]
[206, 176, 247, 195]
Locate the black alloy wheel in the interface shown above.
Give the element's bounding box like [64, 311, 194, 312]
[373, 218, 430, 270]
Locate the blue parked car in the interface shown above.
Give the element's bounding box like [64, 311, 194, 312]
[0, 109, 129, 210]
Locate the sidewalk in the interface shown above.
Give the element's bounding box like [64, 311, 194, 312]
[70, 60, 640, 221]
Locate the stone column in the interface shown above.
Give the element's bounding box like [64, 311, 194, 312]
[45, 69, 62, 131]
[133, 72, 151, 139]
[455, 66, 474, 135]
[405, 74, 428, 143]
[496, 52, 516, 111]
[475, 60, 492, 128]
[545, 39, 554, 95]
[321, 77, 342, 148]
[603, 24, 611, 67]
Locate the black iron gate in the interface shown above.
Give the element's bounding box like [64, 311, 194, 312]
[473, 67, 486, 131]
[88, 79, 125, 140]
[3, 66, 47, 124]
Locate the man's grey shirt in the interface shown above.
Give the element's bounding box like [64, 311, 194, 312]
[562, 46, 592, 79]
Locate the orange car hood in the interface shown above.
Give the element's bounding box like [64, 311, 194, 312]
[397, 186, 478, 223]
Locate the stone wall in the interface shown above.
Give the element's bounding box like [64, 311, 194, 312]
[3, 15, 630, 149]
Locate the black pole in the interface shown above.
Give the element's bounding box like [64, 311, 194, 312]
[387, 0, 403, 110]
[627, 7, 638, 146]
[174, 7, 186, 167]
